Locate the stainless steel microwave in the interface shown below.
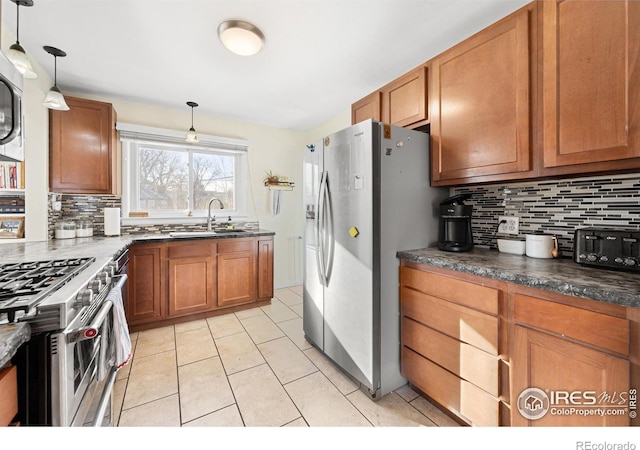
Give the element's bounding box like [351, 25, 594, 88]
[0, 50, 24, 162]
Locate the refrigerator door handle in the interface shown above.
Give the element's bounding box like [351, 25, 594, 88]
[316, 171, 328, 286]
[323, 173, 334, 284]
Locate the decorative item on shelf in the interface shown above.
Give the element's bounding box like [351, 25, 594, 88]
[7, 0, 38, 79]
[263, 170, 294, 216]
[42, 46, 69, 111]
[263, 170, 295, 190]
[0, 216, 25, 239]
[218, 20, 265, 56]
[185, 101, 199, 143]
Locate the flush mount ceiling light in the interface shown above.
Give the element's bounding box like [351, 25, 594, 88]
[43, 46, 69, 111]
[186, 101, 199, 143]
[7, 0, 38, 79]
[217, 20, 265, 56]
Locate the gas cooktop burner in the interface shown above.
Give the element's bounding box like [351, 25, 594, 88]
[0, 257, 95, 322]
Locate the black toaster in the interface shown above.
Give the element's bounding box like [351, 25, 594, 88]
[573, 228, 640, 272]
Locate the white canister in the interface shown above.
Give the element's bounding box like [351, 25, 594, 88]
[525, 234, 556, 259]
[104, 207, 121, 236]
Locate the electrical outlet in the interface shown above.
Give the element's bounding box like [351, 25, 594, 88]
[498, 216, 519, 235]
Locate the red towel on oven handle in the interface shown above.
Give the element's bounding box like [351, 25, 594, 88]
[106, 284, 132, 369]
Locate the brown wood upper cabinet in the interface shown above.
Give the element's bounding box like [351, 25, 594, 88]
[541, 0, 640, 170]
[430, 5, 533, 185]
[382, 65, 428, 128]
[351, 66, 428, 128]
[49, 97, 118, 194]
[351, 91, 382, 124]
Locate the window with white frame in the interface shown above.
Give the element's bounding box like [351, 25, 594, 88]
[118, 123, 249, 220]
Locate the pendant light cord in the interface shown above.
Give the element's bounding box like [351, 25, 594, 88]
[15, 3, 20, 44]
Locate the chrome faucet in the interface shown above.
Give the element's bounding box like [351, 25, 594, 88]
[207, 198, 225, 231]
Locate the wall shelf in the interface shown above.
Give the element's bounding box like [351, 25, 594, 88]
[264, 182, 295, 191]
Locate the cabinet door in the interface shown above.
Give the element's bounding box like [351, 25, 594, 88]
[430, 7, 532, 184]
[351, 91, 382, 125]
[257, 238, 274, 300]
[217, 251, 256, 308]
[512, 325, 630, 426]
[168, 257, 216, 317]
[127, 243, 164, 325]
[383, 66, 428, 127]
[49, 97, 116, 194]
[542, 0, 640, 169]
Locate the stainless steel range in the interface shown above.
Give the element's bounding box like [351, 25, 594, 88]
[0, 257, 96, 326]
[4, 251, 129, 426]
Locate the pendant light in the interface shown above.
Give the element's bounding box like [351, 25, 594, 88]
[42, 46, 70, 111]
[218, 20, 265, 56]
[7, 0, 38, 79]
[186, 101, 199, 143]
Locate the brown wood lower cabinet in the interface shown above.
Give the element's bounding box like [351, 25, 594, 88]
[399, 264, 505, 426]
[511, 291, 631, 427]
[127, 242, 164, 325]
[0, 365, 18, 426]
[167, 240, 217, 318]
[398, 259, 638, 427]
[217, 239, 256, 308]
[127, 235, 274, 331]
[512, 324, 630, 427]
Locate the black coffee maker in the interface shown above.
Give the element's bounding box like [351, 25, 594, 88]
[438, 194, 474, 252]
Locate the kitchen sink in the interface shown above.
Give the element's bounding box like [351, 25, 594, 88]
[211, 229, 246, 233]
[169, 229, 247, 238]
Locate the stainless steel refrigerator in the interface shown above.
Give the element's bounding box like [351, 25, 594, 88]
[303, 119, 447, 399]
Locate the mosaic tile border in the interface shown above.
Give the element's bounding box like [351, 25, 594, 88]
[451, 173, 640, 255]
[47, 193, 258, 238]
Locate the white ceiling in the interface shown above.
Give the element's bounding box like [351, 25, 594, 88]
[2, 0, 530, 130]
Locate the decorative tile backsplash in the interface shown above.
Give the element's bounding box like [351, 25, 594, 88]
[451, 173, 640, 255]
[47, 193, 258, 238]
[48, 194, 121, 239]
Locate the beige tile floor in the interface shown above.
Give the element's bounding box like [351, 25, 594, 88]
[113, 285, 461, 428]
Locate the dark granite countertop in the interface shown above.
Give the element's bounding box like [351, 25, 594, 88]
[397, 247, 640, 308]
[0, 323, 30, 367]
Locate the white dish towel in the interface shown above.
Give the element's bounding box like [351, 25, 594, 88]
[106, 284, 132, 369]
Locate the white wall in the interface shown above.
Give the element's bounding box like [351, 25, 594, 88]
[1, 26, 53, 245]
[1, 20, 353, 287]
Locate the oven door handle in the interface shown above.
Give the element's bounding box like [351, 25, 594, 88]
[92, 366, 117, 427]
[66, 274, 128, 344]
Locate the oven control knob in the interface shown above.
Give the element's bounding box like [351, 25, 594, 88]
[104, 263, 116, 277]
[615, 257, 624, 264]
[88, 279, 102, 293]
[624, 258, 636, 267]
[578, 253, 586, 260]
[75, 289, 93, 307]
[97, 271, 111, 285]
[586, 254, 597, 262]
[599, 256, 609, 263]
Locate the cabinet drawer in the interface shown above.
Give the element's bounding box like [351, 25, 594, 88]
[401, 286, 498, 355]
[514, 294, 629, 356]
[217, 239, 255, 254]
[402, 317, 499, 396]
[0, 365, 18, 426]
[167, 241, 216, 259]
[402, 346, 499, 426]
[400, 267, 498, 315]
